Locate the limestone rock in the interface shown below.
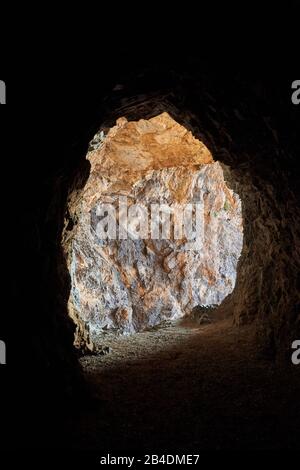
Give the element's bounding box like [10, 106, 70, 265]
[68, 113, 243, 336]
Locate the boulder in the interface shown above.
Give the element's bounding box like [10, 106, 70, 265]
[68, 113, 243, 335]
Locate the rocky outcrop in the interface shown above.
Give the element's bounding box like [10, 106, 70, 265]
[67, 113, 243, 336]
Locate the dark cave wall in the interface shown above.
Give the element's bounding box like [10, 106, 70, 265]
[184, 76, 300, 356]
[12, 67, 299, 409]
[64, 74, 300, 360]
[222, 163, 300, 356]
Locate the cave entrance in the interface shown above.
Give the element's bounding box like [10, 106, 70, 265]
[64, 112, 243, 352]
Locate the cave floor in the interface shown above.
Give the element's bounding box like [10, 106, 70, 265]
[52, 318, 300, 451]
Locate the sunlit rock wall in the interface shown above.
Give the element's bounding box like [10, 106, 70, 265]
[68, 113, 243, 334]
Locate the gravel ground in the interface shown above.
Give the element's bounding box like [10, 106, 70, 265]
[57, 318, 300, 451]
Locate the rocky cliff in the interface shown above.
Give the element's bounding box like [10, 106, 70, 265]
[66, 113, 243, 337]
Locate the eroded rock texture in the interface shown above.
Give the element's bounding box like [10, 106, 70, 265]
[67, 113, 243, 335]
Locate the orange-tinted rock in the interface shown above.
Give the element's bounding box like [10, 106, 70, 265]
[67, 113, 243, 336]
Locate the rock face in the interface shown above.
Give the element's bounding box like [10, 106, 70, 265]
[68, 113, 243, 335]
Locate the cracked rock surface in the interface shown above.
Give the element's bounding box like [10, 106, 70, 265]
[67, 113, 243, 335]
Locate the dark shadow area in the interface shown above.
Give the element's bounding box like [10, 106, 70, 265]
[74, 320, 300, 451]
[15, 320, 300, 450]
[2, 40, 300, 452]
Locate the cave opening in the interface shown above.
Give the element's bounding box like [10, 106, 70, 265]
[63, 111, 244, 354]
[7, 64, 300, 451]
